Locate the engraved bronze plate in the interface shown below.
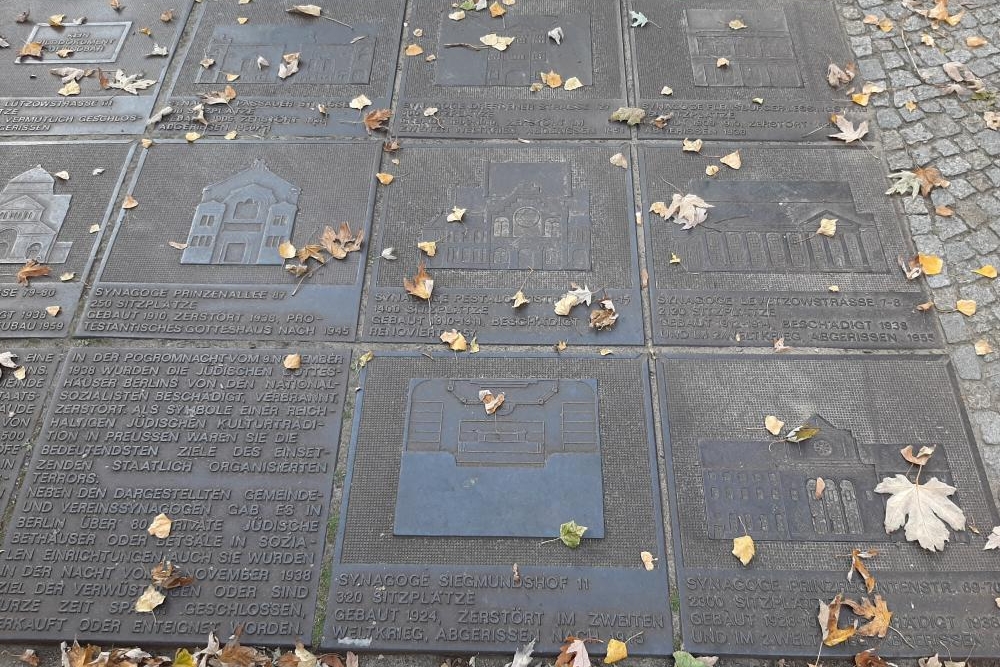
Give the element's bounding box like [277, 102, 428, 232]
[162, 1, 404, 137]
[0, 347, 348, 644]
[0, 2, 189, 135]
[659, 355, 1000, 658]
[640, 144, 939, 348]
[0, 142, 133, 336]
[0, 349, 58, 516]
[395, 0, 628, 139]
[324, 353, 671, 655]
[363, 144, 642, 345]
[628, 0, 864, 141]
[80, 141, 378, 341]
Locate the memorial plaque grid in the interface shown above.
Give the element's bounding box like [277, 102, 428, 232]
[163, 1, 405, 137]
[395, 0, 629, 139]
[0, 349, 59, 518]
[0, 141, 134, 337]
[627, 0, 865, 141]
[640, 143, 939, 348]
[0, 347, 349, 644]
[362, 143, 643, 345]
[0, 1, 190, 136]
[659, 354, 1000, 658]
[80, 141, 379, 341]
[323, 353, 672, 656]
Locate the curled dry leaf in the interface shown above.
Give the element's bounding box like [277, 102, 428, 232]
[817, 217, 837, 237]
[605, 640, 628, 665]
[278, 52, 300, 79]
[728, 18, 747, 29]
[785, 424, 819, 443]
[363, 108, 391, 132]
[827, 62, 856, 87]
[773, 337, 791, 352]
[201, 85, 236, 105]
[901, 444, 935, 466]
[650, 193, 713, 229]
[404, 262, 434, 300]
[45, 305, 61, 317]
[479, 389, 505, 415]
[440, 329, 467, 351]
[510, 290, 530, 308]
[417, 240, 437, 257]
[589, 298, 618, 330]
[849, 547, 877, 593]
[731, 534, 755, 566]
[446, 207, 466, 222]
[17, 259, 51, 286]
[59, 272, 75, 282]
[278, 240, 297, 259]
[404, 44, 424, 56]
[820, 593, 858, 647]
[563, 77, 583, 90]
[480, 33, 515, 51]
[609, 106, 646, 126]
[58, 81, 81, 97]
[288, 5, 323, 17]
[705, 164, 720, 176]
[609, 152, 628, 169]
[380, 247, 397, 260]
[559, 521, 587, 548]
[540, 70, 562, 88]
[376, 172, 394, 185]
[682, 138, 703, 153]
[716, 57, 730, 68]
[283, 353, 302, 370]
[146, 513, 173, 538]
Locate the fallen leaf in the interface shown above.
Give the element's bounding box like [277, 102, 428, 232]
[732, 534, 755, 566]
[935, 205, 953, 216]
[844, 595, 892, 638]
[820, 594, 858, 647]
[914, 166, 950, 196]
[605, 640, 627, 664]
[973, 265, 997, 279]
[916, 300, 935, 311]
[446, 206, 466, 223]
[56, 48, 73, 58]
[640, 551, 656, 571]
[224, 131, 238, 140]
[728, 18, 747, 29]
[423, 107, 438, 117]
[975, 339, 993, 356]
[589, 298, 618, 330]
[984, 526, 1000, 550]
[817, 218, 837, 237]
[17, 260, 50, 286]
[404, 263, 434, 300]
[650, 193, 713, 229]
[985, 111, 1000, 129]
[716, 57, 730, 68]
[18, 650, 39, 667]
[828, 62, 856, 87]
[855, 649, 890, 667]
[479, 389, 505, 415]
[225, 73, 240, 82]
[201, 85, 236, 105]
[555, 341, 567, 352]
[786, 424, 820, 443]
[200, 57, 215, 68]
[773, 337, 792, 352]
[349, 94, 372, 110]
[489, 1, 506, 17]
[901, 445, 935, 466]
[905, 99, 919, 111]
[151, 561, 194, 590]
[59, 272, 75, 282]
[673, 652, 719, 667]
[875, 474, 965, 551]
[661, 86, 674, 95]
[363, 108, 391, 132]
[58, 80, 81, 97]
[829, 115, 868, 143]
[320, 222, 364, 259]
[376, 172, 394, 185]
[12, 367, 26, 381]
[720, 150, 741, 169]
[449, 10, 466, 20]
[850, 548, 876, 592]
[956, 300, 976, 316]
[815, 477, 826, 499]
[106, 69, 157, 94]
[540, 70, 563, 88]
[705, 165, 720, 176]
[610, 107, 646, 126]
[147, 513, 172, 538]
[380, 247, 397, 260]
[469, 337, 479, 353]
[45, 305, 61, 317]
[404, 44, 424, 56]
[278, 240, 297, 259]
[135, 585, 165, 613]
[878, 17, 893, 31]
[563, 77, 583, 90]
[918, 254, 943, 275]
[629, 11, 649, 28]
[507, 641, 535, 667]
[185, 131, 202, 143]
[852, 92, 870, 106]
[829, 285, 840, 292]
[440, 329, 467, 351]
[682, 138, 703, 153]
[19, 42, 43, 59]
[288, 5, 323, 17]
[283, 353, 302, 370]
[278, 52, 300, 79]
[417, 240, 437, 256]
[510, 290, 530, 308]
[670, 253, 681, 264]
[609, 152, 628, 169]
[967, 36, 988, 47]
[52, 170, 69, 181]
[49, 14, 66, 27]
[559, 521, 587, 548]
[764, 415, 784, 436]
[480, 33, 515, 51]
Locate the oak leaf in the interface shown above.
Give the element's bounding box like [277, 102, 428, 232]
[404, 262, 434, 300]
[874, 474, 965, 551]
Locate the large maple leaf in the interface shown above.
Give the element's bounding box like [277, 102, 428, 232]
[874, 474, 965, 551]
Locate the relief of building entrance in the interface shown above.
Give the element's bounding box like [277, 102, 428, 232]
[0, 166, 72, 264]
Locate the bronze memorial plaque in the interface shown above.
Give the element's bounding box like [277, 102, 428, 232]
[323, 353, 672, 657]
[80, 141, 378, 341]
[0, 141, 133, 337]
[660, 355, 1000, 658]
[0, 1, 189, 135]
[0, 347, 349, 644]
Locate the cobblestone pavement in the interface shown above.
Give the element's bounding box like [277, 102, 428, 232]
[837, 0, 1000, 481]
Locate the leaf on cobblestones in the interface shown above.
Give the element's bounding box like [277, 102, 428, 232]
[886, 171, 921, 199]
[955, 299, 976, 316]
[973, 265, 997, 279]
[966, 36, 988, 47]
[985, 112, 1000, 129]
[827, 62, 856, 87]
[914, 166, 949, 196]
[975, 339, 993, 356]
[918, 253, 943, 275]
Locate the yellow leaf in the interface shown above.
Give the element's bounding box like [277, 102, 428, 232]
[852, 92, 870, 106]
[49, 14, 66, 26]
[967, 36, 988, 47]
[173, 650, 196, 667]
[599, 348, 613, 356]
[563, 76, 583, 90]
[917, 254, 943, 275]
[944, 10, 965, 25]
[682, 138, 703, 153]
[956, 299, 976, 316]
[716, 57, 730, 68]
[489, 1, 506, 17]
[440, 329, 467, 351]
[973, 265, 997, 279]
[732, 535, 755, 566]
[349, 94, 372, 110]
[935, 204, 953, 216]
[60, 272, 75, 282]
[58, 81, 81, 97]
[878, 17, 894, 32]
[404, 44, 423, 56]
[13, 367, 26, 381]
[510, 290, 530, 308]
[224, 130, 238, 140]
[605, 639, 628, 664]
[670, 253, 681, 264]
[417, 240, 437, 256]
[185, 131, 201, 143]
[728, 18, 747, 30]
[45, 306, 61, 317]
[705, 165, 720, 176]
[446, 207, 466, 222]
[404, 262, 434, 300]
[640, 551, 656, 571]
[356, 351, 374, 368]
[764, 415, 784, 436]
[975, 339, 993, 356]
[135, 585, 165, 613]
[920, 33, 935, 46]
[906, 99, 919, 111]
[817, 217, 837, 237]
[141, 138, 154, 148]
[376, 172, 394, 185]
[555, 341, 568, 351]
[237, 17, 249, 25]
[278, 240, 297, 259]
[469, 337, 479, 353]
[541, 70, 562, 88]
[554, 294, 578, 316]
[720, 150, 741, 169]
[146, 513, 173, 538]
[283, 353, 302, 370]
